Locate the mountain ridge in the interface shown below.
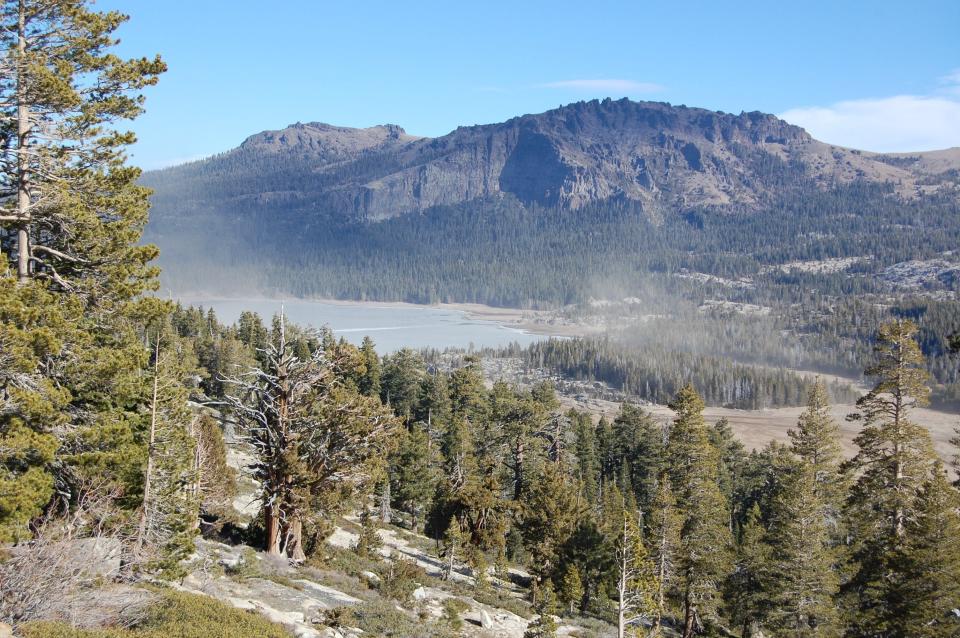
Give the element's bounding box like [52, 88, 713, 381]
[145, 98, 959, 223]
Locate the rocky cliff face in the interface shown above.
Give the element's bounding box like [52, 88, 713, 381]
[145, 99, 959, 222]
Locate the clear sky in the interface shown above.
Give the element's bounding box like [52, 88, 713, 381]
[98, 0, 960, 169]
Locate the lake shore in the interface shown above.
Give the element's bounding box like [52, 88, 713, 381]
[175, 293, 591, 338]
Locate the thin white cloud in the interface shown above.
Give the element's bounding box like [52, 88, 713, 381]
[780, 78, 960, 153]
[939, 69, 960, 96]
[538, 79, 664, 94]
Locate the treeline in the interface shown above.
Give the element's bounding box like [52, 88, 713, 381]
[519, 337, 859, 409]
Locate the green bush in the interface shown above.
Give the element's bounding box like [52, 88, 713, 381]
[377, 555, 426, 603]
[21, 589, 291, 638]
[441, 598, 469, 629]
[349, 599, 456, 638]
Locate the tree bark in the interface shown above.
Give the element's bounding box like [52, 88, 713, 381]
[265, 503, 281, 555]
[190, 417, 203, 531]
[287, 515, 306, 562]
[16, 0, 31, 283]
[271, 319, 290, 557]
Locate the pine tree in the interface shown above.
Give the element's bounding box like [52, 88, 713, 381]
[413, 371, 452, 449]
[448, 355, 487, 423]
[709, 417, 748, 530]
[844, 320, 939, 636]
[380, 347, 424, 421]
[597, 416, 617, 489]
[354, 507, 383, 559]
[558, 563, 584, 615]
[612, 403, 663, 516]
[189, 412, 236, 521]
[389, 423, 436, 530]
[0, 0, 167, 542]
[0, 0, 164, 288]
[135, 326, 202, 574]
[725, 503, 770, 638]
[666, 385, 733, 638]
[524, 583, 560, 638]
[358, 336, 381, 398]
[571, 410, 600, 502]
[765, 462, 840, 637]
[520, 462, 585, 588]
[789, 378, 846, 528]
[0, 278, 65, 541]
[440, 514, 463, 581]
[891, 466, 960, 637]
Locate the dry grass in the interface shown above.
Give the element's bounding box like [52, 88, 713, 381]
[564, 394, 959, 461]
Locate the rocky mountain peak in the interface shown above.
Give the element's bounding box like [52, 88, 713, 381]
[239, 121, 420, 161]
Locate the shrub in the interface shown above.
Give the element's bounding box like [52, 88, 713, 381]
[350, 600, 456, 638]
[20, 589, 291, 638]
[441, 598, 469, 629]
[353, 509, 384, 559]
[377, 555, 425, 603]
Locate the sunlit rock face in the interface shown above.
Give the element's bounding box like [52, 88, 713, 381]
[144, 98, 958, 224]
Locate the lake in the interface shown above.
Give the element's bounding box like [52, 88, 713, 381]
[178, 297, 545, 352]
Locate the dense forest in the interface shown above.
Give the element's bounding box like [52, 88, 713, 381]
[514, 294, 960, 408]
[146, 182, 960, 308]
[519, 337, 860, 409]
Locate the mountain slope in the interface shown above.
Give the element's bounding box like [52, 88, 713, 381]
[143, 99, 960, 306]
[144, 98, 957, 224]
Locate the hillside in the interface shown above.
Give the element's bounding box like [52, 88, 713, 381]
[143, 99, 960, 305]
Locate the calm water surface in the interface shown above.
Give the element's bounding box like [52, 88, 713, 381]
[179, 297, 543, 352]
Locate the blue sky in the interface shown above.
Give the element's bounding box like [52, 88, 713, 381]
[99, 0, 960, 169]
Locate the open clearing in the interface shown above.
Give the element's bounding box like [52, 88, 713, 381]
[562, 394, 959, 461]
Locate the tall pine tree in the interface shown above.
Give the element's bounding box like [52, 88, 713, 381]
[844, 319, 939, 636]
[0, 0, 167, 542]
[666, 385, 733, 638]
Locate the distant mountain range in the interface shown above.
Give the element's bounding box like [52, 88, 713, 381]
[143, 99, 960, 306]
[145, 98, 958, 222]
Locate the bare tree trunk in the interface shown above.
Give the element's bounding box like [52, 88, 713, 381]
[443, 538, 456, 580]
[190, 417, 203, 531]
[16, 0, 31, 283]
[617, 555, 627, 638]
[136, 334, 161, 553]
[273, 317, 291, 557]
[653, 526, 667, 635]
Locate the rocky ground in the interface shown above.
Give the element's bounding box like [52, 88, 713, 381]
[164, 440, 615, 638]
